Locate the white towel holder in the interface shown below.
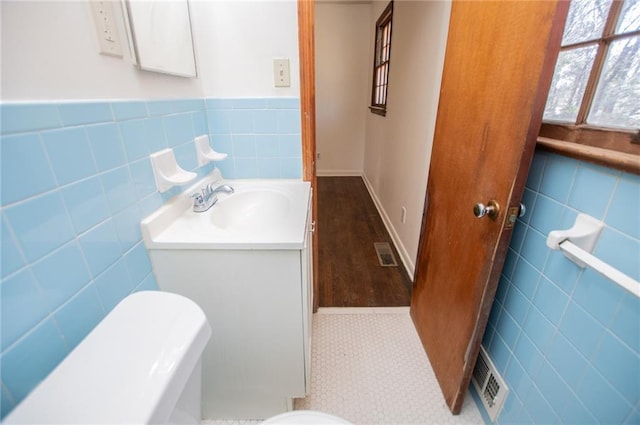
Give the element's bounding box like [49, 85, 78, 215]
[547, 213, 639, 298]
[546, 213, 604, 267]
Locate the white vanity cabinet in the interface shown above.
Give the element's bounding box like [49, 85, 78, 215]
[143, 180, 312, 419]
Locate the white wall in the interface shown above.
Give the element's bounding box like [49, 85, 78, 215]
[363, 0, 451, 277]
[0, 1, 202, 100]
[193, 1, 300, 98]
[0, 1, 300, 101]
[315, 2, 370, 175]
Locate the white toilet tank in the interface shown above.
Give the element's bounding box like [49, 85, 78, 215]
[5, 291, 212, 424]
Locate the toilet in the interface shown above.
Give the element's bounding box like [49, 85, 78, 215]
[5, 291, 211, 424]
[262, 410, 352, 424]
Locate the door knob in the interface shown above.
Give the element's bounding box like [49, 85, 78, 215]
[518, 203, 526, 218]
[473, 200, 500, 220]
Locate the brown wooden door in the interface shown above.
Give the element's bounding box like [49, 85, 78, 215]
[410, 0, 569, 414]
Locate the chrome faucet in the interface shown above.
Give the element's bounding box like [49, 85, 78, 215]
[209, 183, 234, 196]
[191, 183, 235, 213]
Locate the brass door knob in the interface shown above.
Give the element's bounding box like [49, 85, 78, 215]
[473, 200, 500, 220]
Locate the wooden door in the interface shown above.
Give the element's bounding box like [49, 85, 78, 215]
[410, 0, 569, 414]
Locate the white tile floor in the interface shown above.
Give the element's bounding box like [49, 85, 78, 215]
[204, 308, 483, 425]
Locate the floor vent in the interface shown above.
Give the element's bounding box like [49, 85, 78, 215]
[472, 345, 509, 422]
[374, 242, 398, 267]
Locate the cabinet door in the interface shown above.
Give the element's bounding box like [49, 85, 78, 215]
[301, 193, 314, 394]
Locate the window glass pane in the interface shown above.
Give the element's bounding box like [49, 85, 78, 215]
[587, 36, 640, 128]
[382, 26, 387, 49]
[386, 22, 392, 44]
[544, 45, 598, 122]
[370, 2, 392, 111]
[616, 0, 640, 33]
[383, 63, 388, 87]
[562, 0, 612, 45]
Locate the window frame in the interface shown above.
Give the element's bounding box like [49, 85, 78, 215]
[539, 0, 640, 173]
[369, 1, 394, 117]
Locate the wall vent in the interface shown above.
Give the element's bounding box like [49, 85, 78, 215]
[471, 345, 509, 422]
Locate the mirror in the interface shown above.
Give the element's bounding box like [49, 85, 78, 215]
[124, 0, 197, 78]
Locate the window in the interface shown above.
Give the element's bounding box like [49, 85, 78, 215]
[370, 1, 393, 116]
[540, 0, 640, 164]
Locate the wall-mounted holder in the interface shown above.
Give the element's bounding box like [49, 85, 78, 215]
[150, 148, 197, 193]
[547, 213, 639, 298]
[195, 135, 227, 166]
[546, 213, 604, 268]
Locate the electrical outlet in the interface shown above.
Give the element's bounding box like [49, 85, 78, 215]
[316, 153, 321, 159]
[401, 206, 407, 224]
[90, 1, 123, 57]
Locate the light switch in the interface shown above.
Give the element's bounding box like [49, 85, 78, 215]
[273, 58, 290, 87]
[89, 1, 123, 57]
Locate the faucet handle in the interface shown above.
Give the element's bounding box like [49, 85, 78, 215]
[191, 192, 204, 206]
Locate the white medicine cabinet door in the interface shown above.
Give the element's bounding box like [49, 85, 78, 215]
[124, 0, 197, 77]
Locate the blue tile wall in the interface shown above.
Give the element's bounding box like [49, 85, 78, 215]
[0, 97, 302, 418]
[476, 151, 640, 424]
[205, 98, 302, 179]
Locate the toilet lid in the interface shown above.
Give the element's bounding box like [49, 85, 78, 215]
[261, 410, 352, 425]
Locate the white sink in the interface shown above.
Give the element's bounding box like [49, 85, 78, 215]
[141, 173, 311, 250]
[208, 189, 291, 233]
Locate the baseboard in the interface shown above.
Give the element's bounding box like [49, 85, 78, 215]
[361, 174, 415, 280]
[317, 307, 410, 315]
[316, 170, 363, 177]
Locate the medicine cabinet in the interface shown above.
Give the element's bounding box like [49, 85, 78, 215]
[123, 0, 197, 78]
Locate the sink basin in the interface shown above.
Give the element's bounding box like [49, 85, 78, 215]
[141, 176, 311, 250]
[209, 189, 291, 233]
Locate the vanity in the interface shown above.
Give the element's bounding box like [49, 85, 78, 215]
[141, 172, 313, 419]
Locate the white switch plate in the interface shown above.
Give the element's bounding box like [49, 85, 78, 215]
[273, 58, 290, 87]
[89, 1, 123, 57]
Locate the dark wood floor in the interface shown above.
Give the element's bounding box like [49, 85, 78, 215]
[317, 176, 412, 307]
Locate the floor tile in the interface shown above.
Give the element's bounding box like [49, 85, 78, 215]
[204, 308, 483, 425]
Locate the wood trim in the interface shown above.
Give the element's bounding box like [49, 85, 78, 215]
[538, 136, 640, 174]
[297, 0, 319, 312]
[539, 123, 640, 155]
[574, 38, 606, 124]
[562, 29, 640, 50]
[368, 106, 387, 116]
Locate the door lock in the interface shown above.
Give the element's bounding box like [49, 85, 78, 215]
[473, 200, 500, 220]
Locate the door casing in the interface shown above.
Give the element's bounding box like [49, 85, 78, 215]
[298, 0, 319, 312]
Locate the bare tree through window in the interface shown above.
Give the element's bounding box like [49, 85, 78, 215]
[544, 0, 640, 130]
